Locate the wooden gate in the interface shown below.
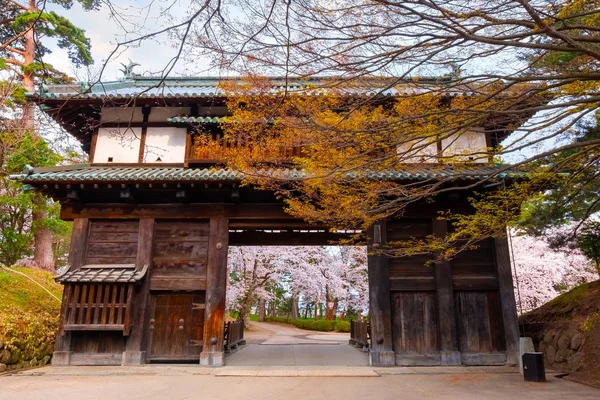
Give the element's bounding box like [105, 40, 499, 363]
[147, 292, 205, 361]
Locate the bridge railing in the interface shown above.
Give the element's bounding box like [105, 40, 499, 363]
[224, 320, 244, 352]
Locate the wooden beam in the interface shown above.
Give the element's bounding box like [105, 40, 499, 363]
[53, 218, 90, 365]
[229, 231, 351, 246]
[433, 219, 461, 366]
[123, 218, 155, 365]
[137, 106, 151, 163]
[200, 215, 229, 366]
[494, 236, 520, 365]
[60, 203, 295, 221]
[89, 130, 98, 163]
[367, 221, 395, 366]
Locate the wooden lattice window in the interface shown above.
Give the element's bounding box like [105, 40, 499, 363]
[59, 283, 134, 336]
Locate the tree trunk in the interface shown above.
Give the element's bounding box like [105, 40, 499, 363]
[258, 298, 266, 322]
[24, 0, 54, 271]
[313, 302, 318, 320]
[291, 292, 299, 320]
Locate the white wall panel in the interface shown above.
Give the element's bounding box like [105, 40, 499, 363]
[441, 132, 488, 163]
[143, 127, 187, 163]
[93, 128, 142, 163]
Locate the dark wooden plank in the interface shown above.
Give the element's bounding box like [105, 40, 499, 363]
[494, 236, 520, 365]
[452, 276, 500, 291]
[149, 278, 207, 291]
[85, 285, 96, 324]
[61, 204, 296, 221]
[391, 292, 439, 354]
[93, 284, 103, 325]
[200, 216, 229, 366]
[69, 353, 122, 366]
[101, 284, 111, 324]
[85, 256, 138, 265]
[86, 242, 139, 257]
[57, 285, 72, 337]
[432, 218, 460, 365]
[117, 285, 126, 325]
[89, 220, 139, 233]
[88, 130, 98, 164]
[64, 324, 125, 331]
[68, 218, 90, 271]
[389, 277, 437, 291]
[152, 241, 209, 258]
[87, 231, 139, 243]
[123, 218, 155, 365]
[68, 284, 81, 324]
[368, 220, 395, 366]
[122, 286, 133, 336]
[109, 284, 118, 325]
[77, 285, 88, 324]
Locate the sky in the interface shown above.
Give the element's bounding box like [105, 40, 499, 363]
[44, 0, 213, 81]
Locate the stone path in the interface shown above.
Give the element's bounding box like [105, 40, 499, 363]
[226, 321, 368, 366]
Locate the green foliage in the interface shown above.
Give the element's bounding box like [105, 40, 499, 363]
[577, 222, 600, 272]
[548, 283, 590, 315]
[11, 11, 93, 67]
[0, 267, 61, 366]
[0, 132, 69, 266]
[580, 312, 599, 333]
[264, 316, 350, 332]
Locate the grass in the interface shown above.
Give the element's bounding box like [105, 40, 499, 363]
[0, 266, 62, 313]
[264, 316, 350, 332]
[547, 283, 590, 315]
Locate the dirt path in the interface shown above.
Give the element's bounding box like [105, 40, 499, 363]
[245, 321, 349, 345]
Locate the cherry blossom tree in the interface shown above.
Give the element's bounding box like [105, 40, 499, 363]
[510, 230, 599, 314]
[226, 245, 368, 322]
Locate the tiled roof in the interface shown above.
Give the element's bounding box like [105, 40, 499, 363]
[55, 264, 148, 284]
[10, 164, 521, 185]
[167, 116, 222, 123]
[32, 76, 447, 100]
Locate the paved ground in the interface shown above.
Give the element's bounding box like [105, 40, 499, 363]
[2, 366, 599, 400]
[1, 322, 598, 399]
[226, 321, 368, 366]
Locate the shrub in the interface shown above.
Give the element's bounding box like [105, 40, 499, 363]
[264, 316, 350, 332]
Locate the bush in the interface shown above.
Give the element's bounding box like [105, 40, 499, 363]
[0, 308, 58, 367]
[264, 316, 350, 332]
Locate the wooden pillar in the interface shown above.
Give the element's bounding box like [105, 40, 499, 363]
[53, 217, 89, 366]
[367, 221, 395, 366]
[123, 218, 155, 365]
[494, 236, 520, 365]
[432, 219, 461, 365]
[200, 216, 229, 366]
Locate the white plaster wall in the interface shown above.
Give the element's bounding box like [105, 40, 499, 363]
[100, 107, 144, 123]
[148, 107, 191, 122]
[93, 128, 142, 163]
[397, 139, 438, 163]
[143, 127, 187, 163]
[441, 131, 488, 163]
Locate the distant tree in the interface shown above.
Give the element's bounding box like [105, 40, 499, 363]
[0, 0, 96, 270]
[511, 230, 598, 313]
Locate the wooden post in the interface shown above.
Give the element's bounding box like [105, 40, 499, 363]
[432, 219, 461, 365]
[367, 221, 395, 366]
[200, 215, 229, 366]
[53, 217, 89, 366]
[494, 236, 520, 365]
[123, 218, 155, 365]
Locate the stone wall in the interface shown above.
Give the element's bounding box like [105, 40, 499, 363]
[0, 338, 52, 373]
[526, 324, 585, 372]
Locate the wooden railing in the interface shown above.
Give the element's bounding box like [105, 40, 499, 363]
[224, 320, 244, 352]
[59, 283, 134, 336]
[349, 320, 370, 349]
[188, 134, 302, 163]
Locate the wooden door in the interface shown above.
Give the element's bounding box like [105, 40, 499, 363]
[147, 292, 205, 361]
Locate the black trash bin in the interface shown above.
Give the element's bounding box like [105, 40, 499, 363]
[522, 352, 546, 382]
